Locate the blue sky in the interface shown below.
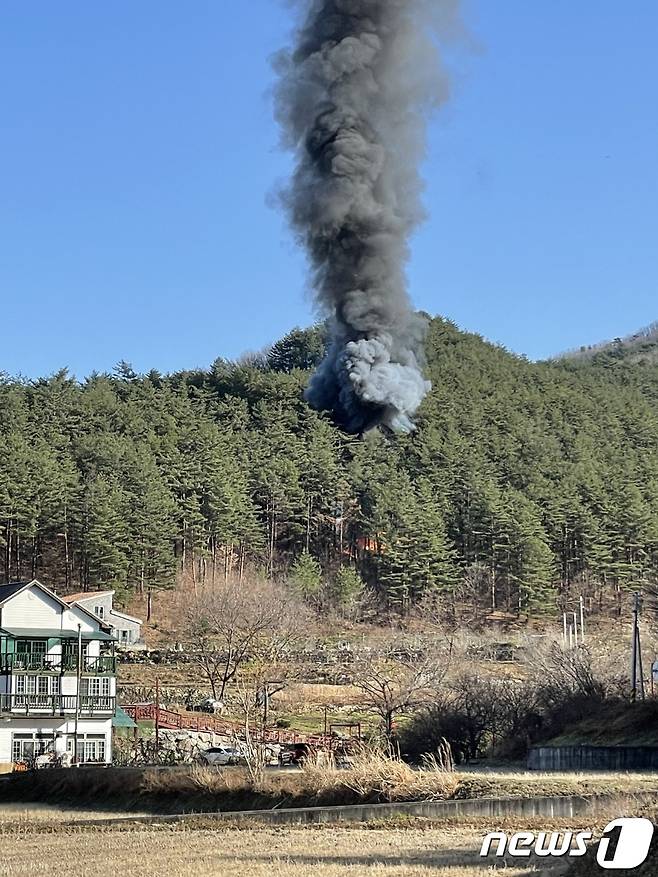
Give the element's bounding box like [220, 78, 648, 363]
[2, 1, 657, 378]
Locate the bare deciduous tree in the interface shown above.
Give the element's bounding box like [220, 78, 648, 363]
[233, 676, 269, 785]
[185, 577, 312, 700]
[528, 640, 605, 706]
[353, 641, 451, 738]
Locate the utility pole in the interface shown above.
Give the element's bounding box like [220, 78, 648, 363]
[579, 596, 585, 644]
[155, 677, 160, 753]
[638, 631, 646, 701]
[73, 624, 82, 765]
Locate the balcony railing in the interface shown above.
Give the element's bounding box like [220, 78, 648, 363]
[63, 655, 116, 674]
[0, 655, 116, 675]
[0, 694, 115, 716]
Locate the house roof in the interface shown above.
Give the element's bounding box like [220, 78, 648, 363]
[111, 609, 143, 625]
[61, 590, 115, 604]
[0, 626, 116, 642]
[0, 582, 32, 605]
[61, 590, 142, 626]
[0, 579, 113, 633]
[113, 706, 137, 729]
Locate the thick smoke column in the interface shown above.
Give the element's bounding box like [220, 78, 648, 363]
[275, 0, 453, 433]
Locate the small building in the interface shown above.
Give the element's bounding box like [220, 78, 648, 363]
[0, 579, 116, 768]
[62, 590, 143, 647]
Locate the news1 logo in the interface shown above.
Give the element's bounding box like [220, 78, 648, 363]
[596, 819, 654, 870]
[480, 818, 654, 869]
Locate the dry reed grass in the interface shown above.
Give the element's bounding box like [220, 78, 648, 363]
[4, 760, 658, 815]
[299, 754, 458, 803]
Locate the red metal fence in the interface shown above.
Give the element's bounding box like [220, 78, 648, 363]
[122, 702, 319, 745]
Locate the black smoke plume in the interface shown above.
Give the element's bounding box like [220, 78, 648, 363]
[275, 0, 454, 433]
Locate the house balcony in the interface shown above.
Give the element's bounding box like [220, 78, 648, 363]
[0, 694, 115, 717]
[0, 655, 116, 675]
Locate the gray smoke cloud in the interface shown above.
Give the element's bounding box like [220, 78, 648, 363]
[275, 0, 455, 433]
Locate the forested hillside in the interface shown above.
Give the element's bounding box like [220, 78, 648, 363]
[2, 316, 658, 620]
[558, 321, 658, 364]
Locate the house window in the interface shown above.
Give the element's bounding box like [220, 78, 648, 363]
[16, 640, 46, 655]
[14, 675, 59, 704]
[15, 675, 35, 701]
[94, 605, 105, 619]
[120, 629, 130, 644]
[80, 677, 111, 699]
[14, 640, 47, 669]
[12, 735, 32, 762]
[62, 639, 89, 668]
[12, 734, 52, 763]
[75, 735, 106, 764]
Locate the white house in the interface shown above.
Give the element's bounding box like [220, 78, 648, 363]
[0, 579, 116, 768]
[62, 590, 143, 647]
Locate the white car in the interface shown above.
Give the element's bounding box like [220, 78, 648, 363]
[199, 745, 241, 766]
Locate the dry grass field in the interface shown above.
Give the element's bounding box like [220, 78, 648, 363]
[0, 815, 580, 877]
[2, 798, 653, 877]
[2, 768, 655, 876]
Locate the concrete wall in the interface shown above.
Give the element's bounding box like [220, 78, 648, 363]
[528, 745, 658, 771]
[216, 794, 598, 825]
[74, 789, 658, 829]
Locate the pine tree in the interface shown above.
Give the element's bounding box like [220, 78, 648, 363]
[331, 565, 364, 608]
[76, 475, 129, 590]
[289, 551, 323, 602]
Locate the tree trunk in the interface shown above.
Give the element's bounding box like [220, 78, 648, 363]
[263, 685, 270, 728]
[63, 508, 71, 590]
[219, 649, 233, 701]
[268, 498, 277, 577]
[306, 497, 311, 552]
